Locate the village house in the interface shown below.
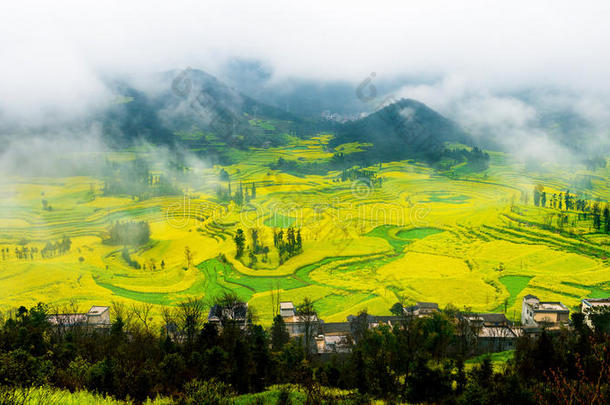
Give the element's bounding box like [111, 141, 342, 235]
[458, 312, 519, 353]
[47, 305, 111, 329]
[208, 301, 249, 328]
[521, 294, 570, 331]
[581, 298, 610, 328]
[315, 322, 352, 353]
[346, 313, 405, 329]
[404, 302, 440, 317]
[280, 301, 320, 337]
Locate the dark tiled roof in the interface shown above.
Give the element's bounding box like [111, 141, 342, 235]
[345, 314, 405, 324]
[321, 322, 352, 334]
[373, 315, 404, 323]
[208, 303, 248, 321]
[416, 302, 439, 309]
[477, 313, 511, 325]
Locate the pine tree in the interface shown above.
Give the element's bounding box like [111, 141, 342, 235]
[270, 314, 290, 351]
[234, 229, 245, 259]
[296, 229, 302, 251]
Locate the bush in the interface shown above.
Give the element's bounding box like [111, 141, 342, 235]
[183, 379, 236, 405]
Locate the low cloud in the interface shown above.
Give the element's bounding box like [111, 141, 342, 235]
[394, 75, 610, 161]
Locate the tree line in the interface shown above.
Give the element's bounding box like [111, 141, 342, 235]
[0, 236, 72, 261]
[1, 298, 608, 404]
[530, 185, 610, 233]
[233, 227, 303, 267]
[273, 228, 303, 264]
[337, 167, 383, 188]
[102, 158, 180, 200]
[216, 169, 257, 206]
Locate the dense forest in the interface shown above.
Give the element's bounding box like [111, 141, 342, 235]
[1, 299, 608, 404]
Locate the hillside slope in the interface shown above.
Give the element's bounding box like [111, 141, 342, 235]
[330, 98, 472, 162]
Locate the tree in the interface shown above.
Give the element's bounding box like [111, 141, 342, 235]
[234, 229, 245, 259]
[250, 228, 260, 253]
[248, 251, 257, 267]
[390, 302, 404, 317]
[184, 246, 193, 269]
[296, 297, 318, 359]
[349, 310, 370, 344]
[131, 303, 154, 331]
[270, 314, 290, 351]
[296, 229, 302, 251]
[177, 297, 205, 348]
[541, 191, 547, 207]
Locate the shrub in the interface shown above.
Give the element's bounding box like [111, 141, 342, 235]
[183, 379, 236, 405]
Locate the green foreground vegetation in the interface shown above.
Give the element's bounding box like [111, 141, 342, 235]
[1, 301, 609, 404]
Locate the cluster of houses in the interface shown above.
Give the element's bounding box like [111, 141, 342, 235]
[47, 295, 610, 356]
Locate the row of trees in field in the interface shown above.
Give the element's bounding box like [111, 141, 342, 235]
[102, 158, 180, 200]
[337, 167, 383, 187]
[0, 236, 72, 261]
[441, 146, 491, 172]
[215, 180, 256, 205]
[216, 169, 257, 206]
[273, 227, 302, 264]
[233, 227, 303, 267]
[1, 298, 609, 403]
[529, 185, 610, 232]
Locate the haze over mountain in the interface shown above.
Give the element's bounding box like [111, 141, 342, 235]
[1, 1, 610, 164]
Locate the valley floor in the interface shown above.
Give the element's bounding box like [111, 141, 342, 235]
[0, 137, 608, 324]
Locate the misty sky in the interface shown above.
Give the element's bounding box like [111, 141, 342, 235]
[1, 0, 610, 154]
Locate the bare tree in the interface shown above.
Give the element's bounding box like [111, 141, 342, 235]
[161, 306, 178, 341]
[111, 300, 134, 329]
[270, 282, 281, 318]
[178, 297, 205, 346]
[131, 302, 154, 331]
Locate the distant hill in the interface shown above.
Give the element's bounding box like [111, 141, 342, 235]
[330, 99, 472, 163]
[101, 69, 325, 149]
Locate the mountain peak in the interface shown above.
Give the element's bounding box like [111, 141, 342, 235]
[330, 98, 471, 163]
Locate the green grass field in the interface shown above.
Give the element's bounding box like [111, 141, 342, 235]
[0, 135, 608, 325]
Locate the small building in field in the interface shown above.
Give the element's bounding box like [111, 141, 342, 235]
[581, 298, 610, 328]
[521, 295, 570, 330]
[48, 305, 111, 329]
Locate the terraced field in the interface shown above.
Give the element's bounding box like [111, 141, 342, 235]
[0, 136, 608, 325]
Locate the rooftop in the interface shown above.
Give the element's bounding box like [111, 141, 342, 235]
[478, 326, 518, 339]
[536, 302, 569, 312]
[88, 306, 109, 315]
[48, 313, 87, 326]
[582, 298, 610, 307]
[279, 301, 294, 310]
[321, 322, 352, 334]
[417, 302, 439, 309]
[208, 302, 248, 321]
